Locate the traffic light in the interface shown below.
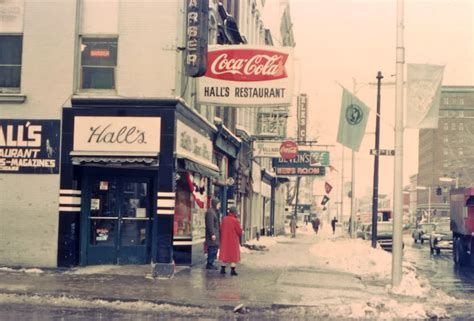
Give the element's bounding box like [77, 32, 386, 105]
[436, 187, 442, 195]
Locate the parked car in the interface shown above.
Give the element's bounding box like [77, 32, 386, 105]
[364, 222, 400, 251]
[412, 223, 436, 244]
[429, 221, 453, 255]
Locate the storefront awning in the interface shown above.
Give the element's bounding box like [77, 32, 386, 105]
[177, 153, 220, 178]
[70, 151, 159, 166]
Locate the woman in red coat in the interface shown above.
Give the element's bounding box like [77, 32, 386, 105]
[219, 206, 243, 276]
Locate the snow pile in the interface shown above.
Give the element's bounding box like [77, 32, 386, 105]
[309, 237, 392, 279]
[0, 267, 43, 274]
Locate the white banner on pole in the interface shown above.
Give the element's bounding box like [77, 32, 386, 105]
[406, 63, 444, 128]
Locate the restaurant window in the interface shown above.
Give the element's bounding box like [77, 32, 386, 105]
[0, 35, 22, 91]
[174, 173, 193, 237]
[80, 37, 118, 90]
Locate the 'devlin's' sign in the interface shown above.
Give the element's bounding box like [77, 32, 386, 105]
[198, 45, 294, 106]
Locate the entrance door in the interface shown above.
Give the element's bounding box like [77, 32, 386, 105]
[82, 171, 152, 265]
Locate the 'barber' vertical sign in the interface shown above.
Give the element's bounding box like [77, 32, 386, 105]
[185, 0, 209, 77]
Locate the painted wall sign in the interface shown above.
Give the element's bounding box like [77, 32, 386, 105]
[73, 117, 161, 155]
[297, 94, 308, 141]
[176, 120, 212, 164]
[184, 0, 209, 77]
[197, 45, 294, 106]
[0, 119, 60, 174]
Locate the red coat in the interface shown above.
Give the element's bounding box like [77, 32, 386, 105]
[219, 214, 243, 263]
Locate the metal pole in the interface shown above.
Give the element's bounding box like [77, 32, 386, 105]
[292, 176, 301, 238]
[428, 187, 431, 223]
[340, 146, 345, 223]
[392, 0, 405, 287]
[350, 80, 358, 238]
[371, 71, 383, 248]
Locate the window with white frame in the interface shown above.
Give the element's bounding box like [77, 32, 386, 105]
[80, 37, 118, 89]
[0, 35, 22, 90]
[0, 0, 24, 93]
[459, 123, 464, 131]
[78, 0, 118, 91]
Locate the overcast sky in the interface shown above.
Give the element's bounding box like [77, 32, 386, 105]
[274, 0, 474, 201]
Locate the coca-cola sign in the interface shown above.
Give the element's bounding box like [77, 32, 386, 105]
[206, 49, 288, 82]
[279, 141, 298, 160]
[197, 45, 294, 107]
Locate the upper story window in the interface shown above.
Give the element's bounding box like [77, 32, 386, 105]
[0, 35, 22, 91]
[78, 0, 118, 92]
[80, 37, 118, 90]
[0, 0, 24, 94]
[459, 123, 464, 131]
[444, 122, 449, 130]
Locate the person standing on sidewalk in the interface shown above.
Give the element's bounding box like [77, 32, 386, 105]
[219, 206, 243, 276]
[331, 216, 338, 234]
[205, 199, 221, 270]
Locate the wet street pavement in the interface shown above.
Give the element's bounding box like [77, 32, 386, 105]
[403, 233, 474, 318]
[1, 229, 474, 320]
[403, 233, 474, 297]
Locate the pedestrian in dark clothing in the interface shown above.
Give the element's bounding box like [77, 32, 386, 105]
[331, 217, 338, 234]
[312, 217, 321, 234]
[205, 199, 221, 270]
[219, 206, 243, 276]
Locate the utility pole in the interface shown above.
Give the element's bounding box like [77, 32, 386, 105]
[350, 80, 358, 238]
[340, 146, 345, 223]
[371, 71, 383, 248]
[392, 0, 405, 287]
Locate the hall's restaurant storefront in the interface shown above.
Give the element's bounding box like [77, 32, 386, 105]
[58, 98, 219, 267]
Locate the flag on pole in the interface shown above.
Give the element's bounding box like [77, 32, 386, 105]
[324, 182, 333, 194]
[336, 88, 371, 152]
[406, 63, 444, 128]
[321, 195, 330, 206]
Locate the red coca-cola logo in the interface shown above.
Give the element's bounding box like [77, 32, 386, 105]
[280, 141, 298, 160]
[206, 49, 288, 82]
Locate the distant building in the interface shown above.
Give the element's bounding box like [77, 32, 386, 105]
[417, 86, 474, 221]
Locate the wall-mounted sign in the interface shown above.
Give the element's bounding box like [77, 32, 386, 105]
[73, 117, 161, 155]
[184, 0, 209, 77]
[272, 150, 330, 176]
[279, 141, 298, 160]
[176, 120, 212, 165]
[0, 119, 60, 174]
[198, 45, 294, 106]
[297, 94, 308, 141]
[253, 140, 283, 158]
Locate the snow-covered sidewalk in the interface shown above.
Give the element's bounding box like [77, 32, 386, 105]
[0, 224, 465, 320]
[241, 223, 461, 319]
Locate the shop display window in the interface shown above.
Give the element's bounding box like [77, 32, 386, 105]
[174, 172, 209, 238]
[174, 174, 193, 237]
